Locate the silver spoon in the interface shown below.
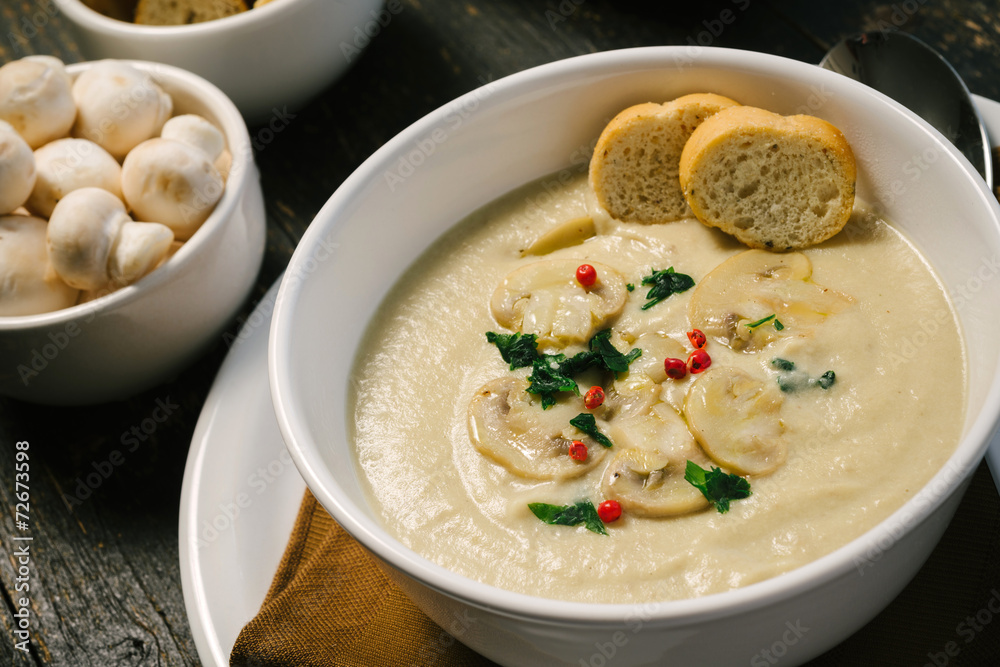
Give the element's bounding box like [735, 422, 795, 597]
[820, 30, 993, 186]
[823, 32, 1000, 491]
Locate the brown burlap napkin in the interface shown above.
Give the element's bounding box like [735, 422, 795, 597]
[230, 491, 495, 667]
[233, 464, 1000, 666]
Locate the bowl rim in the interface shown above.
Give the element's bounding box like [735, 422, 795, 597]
[0, 59, 252, 332]
[52, 0, 308, 35]
[270, 45, 1000, 625]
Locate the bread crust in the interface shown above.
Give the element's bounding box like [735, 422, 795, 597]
[589, 93, 740, 224]
[679, 105, 857, 251]
[134, 0, 248, 25]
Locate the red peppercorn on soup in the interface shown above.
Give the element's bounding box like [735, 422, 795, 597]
[348, 99, 966, 604]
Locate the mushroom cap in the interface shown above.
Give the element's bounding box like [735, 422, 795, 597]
[26, 138, 123, 219]
[71, 60, 173, 160]
[0, 214, 79, 316]
[47, 187, 130, 291]
[121, 137, 224, 241]
[0, 57, 76, 149]
[109, 220, 174, 287]
[0, 120, 36, 215]
[160, 114, 225, 162]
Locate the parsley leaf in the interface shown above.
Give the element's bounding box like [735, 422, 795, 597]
[527, 357, 579, 408]
[518, 331, 641, 408]
[528, 500, 608, 535]
[555, 349, 598, 376]
[589, 329, 642, 373]
[626, 283, 635, 292]
[771, 358, 795, 372]
[486, 332, 540, 369]
[570, 412, 614, 448]
[640, 267, 695, 310]
[815, 370, 836, 389]
[684, 461, 751, 513]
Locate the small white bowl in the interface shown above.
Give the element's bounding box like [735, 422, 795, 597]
[52, 0, 384, 122]
[0, 60, 265, 406]
[269, 47, 1000, 665]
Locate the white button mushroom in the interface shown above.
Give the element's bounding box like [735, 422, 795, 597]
[109, 221, 174, 286]
[47, 187, 174, 291]
[0, 214, 79, 316]
[0, 56, 76, 149]
[160, 114, 225, 162]
[121, 138, 224, 241]
[71, 60, 172, 160]
[0, 120, 36, 215]
[25, 138, 123, 219]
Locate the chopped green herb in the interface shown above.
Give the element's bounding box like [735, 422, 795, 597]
[528, 500, 607, 535]
[520, 331, 641, 408]
[486, 332, 540, 369]
[684, 461, 751, 513]
[771, 358, 795, 372]
[746, 314, 776, 329]
[526, 357, 578, 408]
[589, 329, 642, 373]
[554, 350, 595, 376]
[640, 267, 695, 310]
[626, 283, 635, 292]
[570, 412, 614, 448]
[777, 376, 802, 393]
[815, 370, 836, 389]
[772, 358, 836, 392]
[773, 319, 785, 331]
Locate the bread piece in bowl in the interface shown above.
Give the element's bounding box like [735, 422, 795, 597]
[590, 93, 740, 223]
[679, 105, 856, 251]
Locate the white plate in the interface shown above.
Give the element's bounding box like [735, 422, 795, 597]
[179, 99, 1000, 667]
[179, 277, 305, 667]
[973, 94, 1000, 492]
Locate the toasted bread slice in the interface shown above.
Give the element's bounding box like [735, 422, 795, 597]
[679, 106, 856, 251]
[135, 0, 248, 24]
[589, 93, 741, 223]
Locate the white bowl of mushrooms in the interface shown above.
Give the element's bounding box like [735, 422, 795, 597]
[0, 57, 265, 405]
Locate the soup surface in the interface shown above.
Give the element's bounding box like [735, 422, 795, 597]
[349, 171, 966, 604]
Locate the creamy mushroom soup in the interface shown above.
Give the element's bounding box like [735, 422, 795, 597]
[349, 172, 965, 604]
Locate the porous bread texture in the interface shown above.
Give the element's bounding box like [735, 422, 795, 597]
[589, 93, 741, 224]
[679, 105, 857, 251]
[135, 0, 248, 24]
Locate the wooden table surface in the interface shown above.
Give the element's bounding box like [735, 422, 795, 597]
[3, 1, 1000, 665]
